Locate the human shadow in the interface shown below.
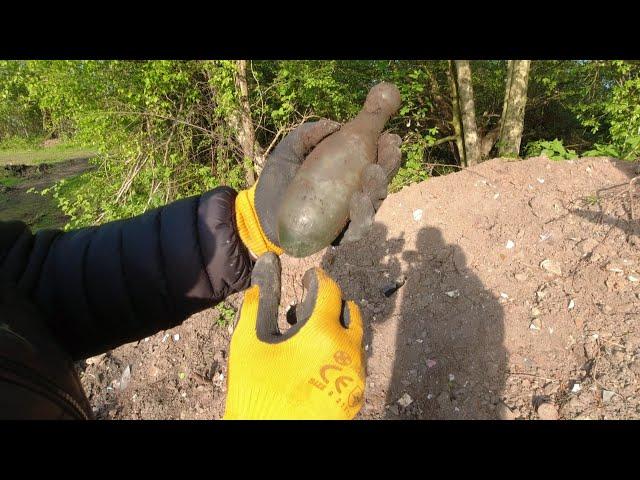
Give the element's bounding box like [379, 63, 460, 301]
[322, 223, 507, 419]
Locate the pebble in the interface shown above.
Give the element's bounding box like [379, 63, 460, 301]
[118, 365, 131, 390]
[412, 209, 423, 222]
[628, 275, 639, 282]
[541, 259, 562, 276]
[514, 272, 528, 282]
[576, 238, 599, 255]
[568, 299, 575, 310]
[85, 353, 106, 366]
[531, 307, 541, 317]
[505, 240, 515, 249]
[445, 289, 460, 298]
[173, 334, 180, 342]
[602, 390, 615, 402]
[571, 383, 582, 393]
[497, 402, 516, 420]
[537, 402, 559, 420]
[530, 318, 541, 331]
[397, 393, 413, 408]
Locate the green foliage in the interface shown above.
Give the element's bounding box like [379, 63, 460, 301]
[582, 135, 640, 160]
[4, 59, 640, 230]
[216, 304, 236, 328]
[525, 139, 578, 161]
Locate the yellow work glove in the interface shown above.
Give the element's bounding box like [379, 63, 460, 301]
[234, 119, 401, 257]
[224, 252, 365, 420]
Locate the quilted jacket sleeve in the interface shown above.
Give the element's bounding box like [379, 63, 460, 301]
[0, 186, 253, 360]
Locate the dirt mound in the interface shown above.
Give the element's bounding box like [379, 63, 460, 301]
[81, 156, 640, 420]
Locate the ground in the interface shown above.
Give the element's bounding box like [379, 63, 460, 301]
[3, 154, 640, 419]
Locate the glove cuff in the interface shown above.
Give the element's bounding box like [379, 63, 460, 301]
[235, 184, 284, 257]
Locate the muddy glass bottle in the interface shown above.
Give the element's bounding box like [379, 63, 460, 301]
[277, 82, 401, 257]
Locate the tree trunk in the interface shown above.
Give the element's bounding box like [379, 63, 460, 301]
[497, 60, 531, 158]
[230, 60, 264, 186]
[447, 61, 466, 165]
[454, 60, 481, 167]
[481, 125, 501, 159]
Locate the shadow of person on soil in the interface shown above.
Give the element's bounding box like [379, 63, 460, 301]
[322, 223, 508, 419]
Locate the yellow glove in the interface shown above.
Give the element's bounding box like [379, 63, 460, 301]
[224, 252, 365, 420]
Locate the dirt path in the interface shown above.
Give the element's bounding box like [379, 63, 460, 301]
[80, 156, 640, 420]
[0, 158, 92, 230]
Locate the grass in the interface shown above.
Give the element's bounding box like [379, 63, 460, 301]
[584, 194, 601, 206]
[0, 143, 96, 166]
[0, 176, 23, 187]
[0, 183, 66, 231]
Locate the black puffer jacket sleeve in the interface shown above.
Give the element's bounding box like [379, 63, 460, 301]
[0, 186, 253, 360]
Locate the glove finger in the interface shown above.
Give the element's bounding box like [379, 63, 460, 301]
[271, 119, 341, 164]
[340, 192, 375, 244]
[361, 163, 388, 211]
[251, 252, 282, 342]
[376, 132, 402, 180]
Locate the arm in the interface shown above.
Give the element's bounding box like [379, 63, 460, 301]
[1, 186, 253, 360]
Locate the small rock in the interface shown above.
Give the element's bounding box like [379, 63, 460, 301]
[161, 333, 169, 343]
[426, 359, 437, 369]
[412, 209, 423, 222]
[602, 390, 615, 402]
[388, 404, 400, 416]
[437, 391, 451, 408]
[445, 289, 460, 298]
[497, 402, 516, 420]
[568, 299, 575, 310]
[531, 307, 541, 317]
[537, 402, 559, 420]
[85, 353, 106, 366]
[397, 393, 413, 408]
[514, 272, 528, 282]
[628, 274, 639, 282]
[118, 365, 131, 390]
[505, 240, 515, 249]
[606, 263, 625, 274]
[173, 333, 180, 342]
[543, 382, 559, 395]
[577, 238, 599, 255]
[530, 318, 542, 331]
[541, 259, 562, 276]
[571, 383, 582, 393]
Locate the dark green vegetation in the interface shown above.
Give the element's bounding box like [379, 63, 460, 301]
[1, 60, 639, 231]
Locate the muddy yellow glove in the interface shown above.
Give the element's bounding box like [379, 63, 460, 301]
[234, 119, 401, 257]
[224, 252, 365, 420]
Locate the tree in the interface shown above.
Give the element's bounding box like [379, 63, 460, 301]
[228, 60, 264, 185]
[498, 60, 531, 158]
[452, 60, 481, 166]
